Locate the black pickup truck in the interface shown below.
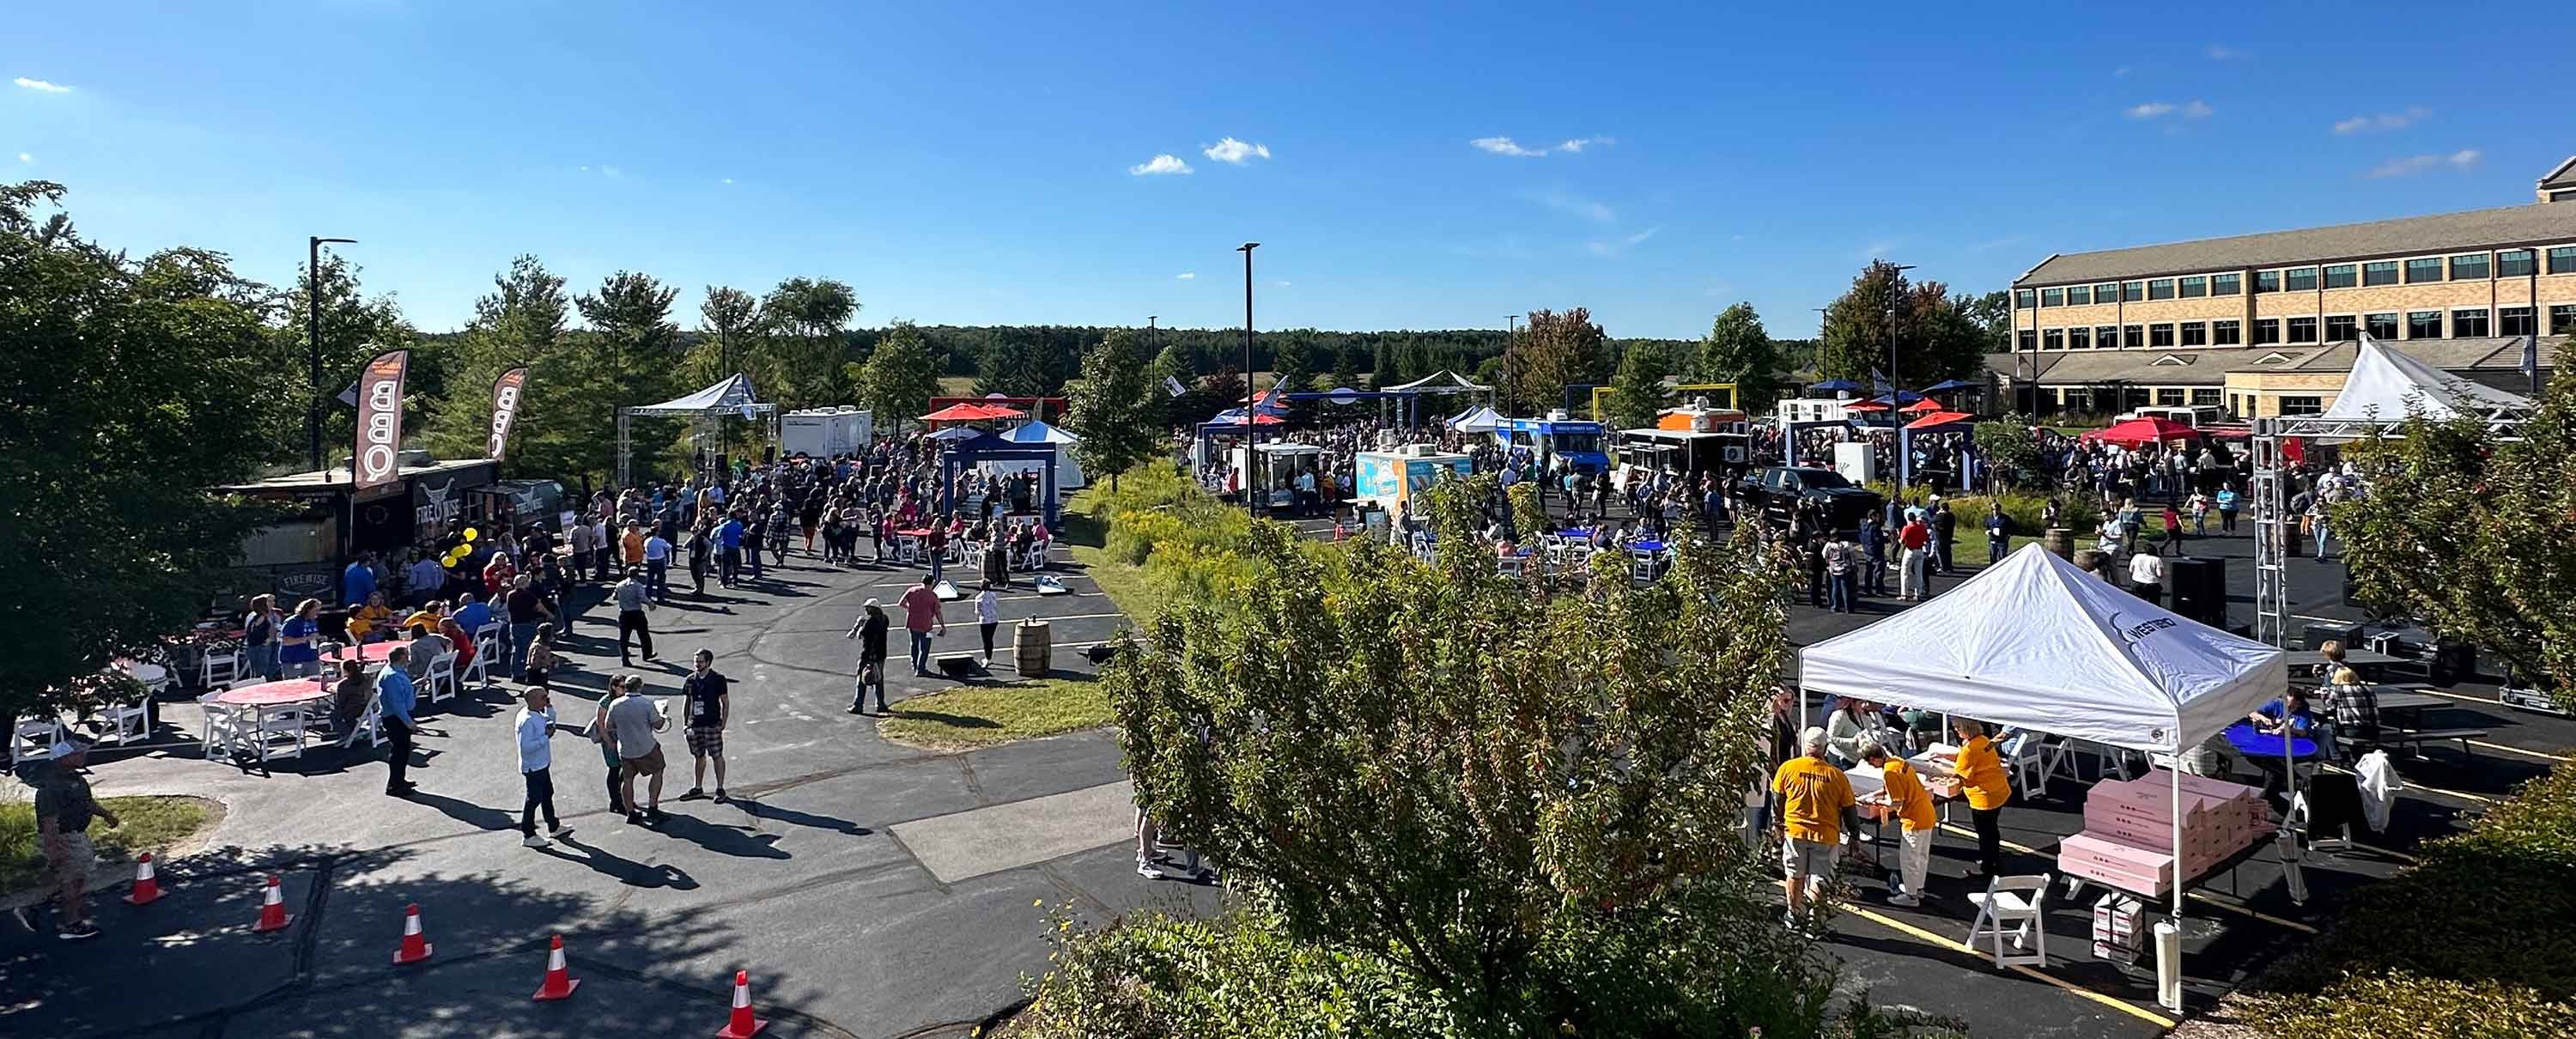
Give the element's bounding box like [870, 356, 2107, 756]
[1736, 466, 1885, 532]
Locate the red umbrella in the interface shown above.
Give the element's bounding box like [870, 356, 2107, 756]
[2082, 416, 2201, 447]
[1900, 398, 1946, 413]
[1842, 400, 1891, 412]
[920, 402, 1026, 423]
[1223, 412, 1285, 425]
[1901, 410, 1974, 429]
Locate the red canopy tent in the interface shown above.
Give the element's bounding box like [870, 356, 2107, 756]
[1843, 400, 1891, 412]
[1902, 410, 1974, 429]
[1899, 398, 1947, 413]
[2081, 416, 2201, 447]
[920, 402, 1027, 426]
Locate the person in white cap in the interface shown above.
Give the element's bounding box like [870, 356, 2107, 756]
[26, 740, 121, 939]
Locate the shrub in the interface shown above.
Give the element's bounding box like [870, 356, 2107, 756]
[1867, 482, 2100, 542]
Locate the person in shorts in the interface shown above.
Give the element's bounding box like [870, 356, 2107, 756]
[679, 649, 732, 803]
[1770, 726, 1856, 931]
[607, 675, 671, 824]
[28, 740, 121, 939]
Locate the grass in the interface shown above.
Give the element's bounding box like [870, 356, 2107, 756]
[1062, 487, 1160, 624]
[878, 678, 1115, 750]
[1, 793, 219, 892]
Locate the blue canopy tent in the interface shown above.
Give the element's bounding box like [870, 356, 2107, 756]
[1919, 378, 1981, 393]
[1807, 379, 1863, 393]
[932, 431, 1060, 586]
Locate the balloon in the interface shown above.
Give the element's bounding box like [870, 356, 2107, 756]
[463, 528, 479, 542]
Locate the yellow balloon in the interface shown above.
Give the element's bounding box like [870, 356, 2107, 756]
[463, 528, 480, 542]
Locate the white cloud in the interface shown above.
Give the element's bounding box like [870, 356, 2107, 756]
[1200, 137, 1271, 164]
[1523, 188, 1614, 223]
[1128, 153, 1193, 176]
[1857, 240, 1901, 262]
[2126, 102, 2176, 118]
[2205, 44, 2247, 61]
[1968, 234, 2027, 253]
[1586, 227, 1660, 257]
[2366, 149, 2481, 179]
[2181, 100, 2213, 118]
[720, 177, 734, 185]
[2127, 100, 2211, 120]
[1472, 135, 1611, 157]
[2333, 106, 2430, 135]
[598, 164, 624, 179]
[15, 152, 28, 164]
[2113, 65, 2132, 78]
[1174, 272, 1196, 280]
[1557, 137, 1613, 153]
[13, 76, 71, 94]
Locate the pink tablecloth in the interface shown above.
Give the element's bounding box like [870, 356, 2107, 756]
[214, 679, 335, 708]
[325, 641, 402, 665]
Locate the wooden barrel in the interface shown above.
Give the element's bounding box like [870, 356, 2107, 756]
[2042, 527, 2075, 559]
[1014, 619, 1053, 677]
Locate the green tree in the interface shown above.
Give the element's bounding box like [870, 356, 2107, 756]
[690, 284, 759, 386]
[577, 270, 683, 404]
[2334, 364, 2576, 704]
[1501, 307, 1609, 413]
[1108, 478, 1817, 1033]
[1815, 262, 1985, 387]
[1147, 341, 1200, 425]
[1959, 289, 2013, 355]
[754, 276, 859, 406]
[1696, 302, 1782, 413]
[1269, 336, 1315, 398]
[1066, 329, 1162, 490]
[1972, 413, 2041, 491]
[1200, 364, 1248, 418]
[424, 256, 617, 484]
[854, 322, 945, 436]
[1604, 340, 1671, 430]
[0, 181, 295, 722]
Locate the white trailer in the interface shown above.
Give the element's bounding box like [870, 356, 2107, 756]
[781, 406, 874, 459]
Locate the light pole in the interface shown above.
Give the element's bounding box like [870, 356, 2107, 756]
[308, 235, 357, 472]
[1504, 313, 1520, 411]
[1237, 242, 1260, 519]
[1880, 262, 1916, 392]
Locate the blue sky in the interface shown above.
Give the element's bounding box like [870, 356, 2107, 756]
[9, 2, 2569, 338]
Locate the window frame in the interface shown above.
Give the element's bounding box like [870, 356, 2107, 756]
[2499, 306, 2536, 337]
[2322, 264, 2357, 289]
[2283, 266, 2319, 292]
[2252, 319, 2281, 345]
[2449, 252, 2489, 282]
[2279, 395, 2324, 417]
[2364, 313, 2398, 340]
[2017, 330, 2038, 351]
[2497, 249, 2536, 277]
[2450, 307, 2489, 337]
[2148, 322, 2177, 347]
[2178, 276, 2208, 298]
[2405, 257, 2444, 283]
[2123, 324, 2143, 347]
[2407, 310, 2443, 338]
[2066, 284, 2092, 306]
[2148, 278, 2177, 301]
[2096, 325, 2120, 349]
[2212, 319, 2241, 345]
[2324, 314, 2358, 342]
[2549, 246, 2576, 275]
[2179, 320, 2208, 347]
[2042, 328, 2065, 350]
[2067, 326, 2092, 349]
[2093, 282, 2119, 302]
[2211, 273, 2242, 295]
[2552, 304, 2576, 336]
[2121, 281, 2145, 302]
[2253, 270, 2281, 294]
[2361, 260, 2398, 286]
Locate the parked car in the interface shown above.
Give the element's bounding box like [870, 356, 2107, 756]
[1736, 466, 1885, 532]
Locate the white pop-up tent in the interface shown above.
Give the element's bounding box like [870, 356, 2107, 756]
[1800, 544, 2287, 1011]
[1447, 404, 1504, 433]
[2316, 334, 2532, 426]
[982, 419, 1088, 490]
[618, 374, 780, 486]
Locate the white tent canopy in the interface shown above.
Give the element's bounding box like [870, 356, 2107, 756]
[982, 419, 1088, 489]
[2318, 335, 2532, 423]
[628, 374, 773, 416]
[1448, 404, 1504, 433]
[1800, 544, 2285, 752]
[1384, 369, 1492, 394]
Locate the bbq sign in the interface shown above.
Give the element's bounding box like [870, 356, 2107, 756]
[351, 349, 411, 491]
[486, 367, 528, 460]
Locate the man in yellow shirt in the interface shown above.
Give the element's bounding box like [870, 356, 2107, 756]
[1771, 726, 1857, 926]
[345, 592, 393, 644]
[1860, 739, 1937, 907]
[1950, 720, 2013, 877]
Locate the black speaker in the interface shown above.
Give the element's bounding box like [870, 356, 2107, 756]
[2166, 556, 2227, 627]
[935, 654, 983, 678]
[2427, 640, 2476, 686]
[2304, 620, 2362, 651]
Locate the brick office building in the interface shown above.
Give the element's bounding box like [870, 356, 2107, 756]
[2000, 155, 2576, 416]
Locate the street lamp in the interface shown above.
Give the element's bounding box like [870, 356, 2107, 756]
[1504, 313, 1520, 410]
[1237, 242, 1260, 518]
[308, 236, 358, 472]
[1880, 262, 1916, 392]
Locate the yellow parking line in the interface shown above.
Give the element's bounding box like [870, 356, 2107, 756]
[2468, 739, 2571, 763]
[1839, 904, 2177, 1029]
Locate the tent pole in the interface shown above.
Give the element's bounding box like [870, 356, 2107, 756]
[2166, 752, 2185, 1012]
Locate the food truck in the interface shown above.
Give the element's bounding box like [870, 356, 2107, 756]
[1494, 413, 1609, 475]
[1230, 441, 1326, 513]
[1616, 404, 1750, 480]
[1353, 445, 1474, 513]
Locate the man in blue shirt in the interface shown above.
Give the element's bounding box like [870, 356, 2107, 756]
[453, 595, 495, 644]
[343, 554, 376, 611]
[2248, 691, 2319, 738]
[1984, 502, 2013, 564]
[714, 513, 746, 587]
[1856, 513, 1887, 598]
[377, 647, 419, 797]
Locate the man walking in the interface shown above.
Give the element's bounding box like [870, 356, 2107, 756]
[614, 568, 656, 666]
[1930, 499, 1958, 575]
[1858, 512, 1887, 598]
[568, 516, 594, 587]
[27, 740, 121, 939]
[847, 598, 890, 714]
[1771, 726, 1856, 930]
[1897, 511, 1933, 602]
[506, 574, 550, 680]
[378, 646, 418, 798]
[1984, 501, 2012, 565]
[679, 650, 732, 803]
[515, 685, 573, 848]
[609, 676, 671, 825]
[2129, 547, 2166, 606]
[900, 573, 947, 676]
[716, 512, 745, 587]
[1859, 739, 1935, 907]
[643, 527, 673, 605]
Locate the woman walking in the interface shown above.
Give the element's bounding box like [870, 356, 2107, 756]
[846, 599, 890, 714]
[975, 581, 1002, 665]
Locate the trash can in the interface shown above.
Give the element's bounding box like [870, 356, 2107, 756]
[1013, 618, 1052, 677]
[2154, 918, 2183, 1012]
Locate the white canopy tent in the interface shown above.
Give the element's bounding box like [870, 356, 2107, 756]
[1383, 369, 1492, 395]
[2314, 335, 2532, 428]
[981, 419, 1088, 490]
[617, 374, 780, 487]
[1447, 404, 1504, 433]
[1799, 544, 2287, 1011]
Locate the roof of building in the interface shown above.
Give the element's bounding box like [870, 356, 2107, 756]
[2543, 155, 2576, 191]
[2018, 203, 2576, 286]
[213, 457, 495, 495]
[1986, 337, 2560, 385]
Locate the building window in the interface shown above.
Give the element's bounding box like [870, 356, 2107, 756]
[2017, 330, 2037, 351]
[2553, 304, 2576, 335]
[2365, 313, 2399, 339]
[2124, 324, 2143, 347]
[2550, 246, 2576, 275]
[2097, 325, 2120, 348]
[2043, 329, 2065, 350]
[2148, 278, 2176, 301]
[2068, 326, 2092, 349]
[2211, 273, 2242, 295]
[2179, 276, 2208, 298]
[2500, 306, 2536, 336]
[2191, 388, 2221, 406]
[2324, 314, 2358, 341]
[2179, 321, 2208, 346]
[2156, 388, 2185, 406]
[2015, 289, 2037, 308]
[2041, 287, 2064, 307]
[2253, 319, 2281, 344]
[2094, 282, 2119, 302]
[2408, 310, 2443, 338]
[2253, 270, 2280, 294]
[2451, 308, 2490, 337]
[2498, 249, 2536, 276]
[2450, 252, 2489, 281]
[2362, 260, 2399, 286]
[2323, 264, 2357, 289]
[2067, 284, 2092, 305]
[2283, 267, 2318, 292]
[2287, 317, 2318, 343]
[2149, 323, 2176, 347]
[2212, 319, 2241, 345]
[2406, 258, 2445, 283]
[2122, 281, 2145, 301]
[2280, 396, 2324, 416]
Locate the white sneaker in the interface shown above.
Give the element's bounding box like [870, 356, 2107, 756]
[1886, 894, 1921, 908]
[523, 835, 552, 848]
[1135, 862, 1161, 878]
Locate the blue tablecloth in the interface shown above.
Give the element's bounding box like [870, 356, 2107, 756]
[1558, 528, 1595, 542]
[1631, 540, 1668, 554]
[2224, 720, 2318, 760]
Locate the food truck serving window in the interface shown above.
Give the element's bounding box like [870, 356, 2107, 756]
[1552, 431, 1602, 453]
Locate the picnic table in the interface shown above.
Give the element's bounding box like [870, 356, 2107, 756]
[2285, 647, 2403, 677]
[2223, 720, 2319, 761]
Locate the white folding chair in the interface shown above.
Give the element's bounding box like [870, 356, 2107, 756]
[425, 652, 459, 704]
[466, 625, 501, 688]
[1496, 554, 1525, 578]
[197, 692, 246, 759]
[334, 693, 383, 750]
[1629, 550, 1659, 584]
[1965, 873, 2052, 969]
[252, 702, 307, 763]
[96, 699, 153, 745]
[1023, 545, 1049, 572]
[2008, 736, 2068, 798]
[10, 715, 65, 763]
[201, 647, 242, 688]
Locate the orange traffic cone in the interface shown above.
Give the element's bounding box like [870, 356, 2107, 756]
[392, 903, 433, 964]
[121, 854, 164, 906]
[252, 875, 291, 933]
[714, 969, 768, 1037]
[532, 935, 580, 1001]
[1333, 520, 1346, 541]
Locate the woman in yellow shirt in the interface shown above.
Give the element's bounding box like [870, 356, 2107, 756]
[345, 592, 393, 644]
[1951, 720, 2012, 877]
